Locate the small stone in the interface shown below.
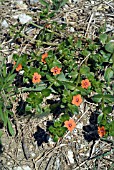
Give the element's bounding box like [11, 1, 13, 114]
[1, 20, 9, 28]
[76, 123, 83, 129]
[7, 162, 11, 165]
[67, 150, 74, 164]
[22, 165, 32, 170]
[13, 167, 22, 170]
[18, 14, 32, 24]
[31, 152, 36, 157]
[7, 55, 12, 63]
[48, 137, 55, 146]
[13, 166, 32, 170]
[91, 1, 95, 5]
[30, 0, 39, 4]
[15, 0, 27, 9]
[13, 15, 19, 19]
[66, 135, 71, 140]
[15, 0, 23, 5]
[69, 27, 75, 32]
[19, 70, 24, 75]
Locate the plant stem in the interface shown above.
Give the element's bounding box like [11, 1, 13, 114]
[29, 22, 61, 37]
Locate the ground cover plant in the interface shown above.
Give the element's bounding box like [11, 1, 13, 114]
[0, 23, 114, 142]
[0, 0, 114, 169]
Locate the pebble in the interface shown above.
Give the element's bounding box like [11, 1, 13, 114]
[65, 135, 71, 140]
[7, 55, 12, 63]
[67, 150, 74, 164]
[69, 27, 75, 32]
[15, 0, 27, 9]
[48, 137, 55, 146]
[18, 14, 32, 24]
[15, 0, 23, 5]
[30, 0, 39, 4]
[106, 24, 114, 33]
[31, 152, 36, 157]
[13, 166, 32, 170]
[1, 20, 9, 28]
[76, 122, 83, 129]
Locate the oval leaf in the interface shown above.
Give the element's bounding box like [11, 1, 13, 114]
[105, 42, 114, 53]
[104, 68, 113, 82]
[41, 89, 51, 97]
[92, 94, 103, 103]
[7, 119, 14, 136]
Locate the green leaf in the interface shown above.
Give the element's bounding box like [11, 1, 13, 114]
[97, 113, 103, 124]
[54, 121, 62, 127]
[92, 94, 103, 103]
[59, 114, 70, 123]
[105, 42, 114, 53]
[6, 74, 16, 82]
[112, 53, 114, 65]
[104, 94, 114, 103]
[75, 39, 82, 49]
[2, 64, 6, 77]
[46, 74, 54, 82]
[57, 72, 67, 81]
[25, 104, 32, 112]
[60, 0, 68, 8]
[80, 65, 90, 75]
[68, 104, 79, 114]
[64, 82, 75, 90]
[49, 126, 54, 133]
[22, 84, 47, 92]
[99, 33, 107, 44]
[109, 120, 114, 136]
[81, 49, 90, 56]
[7, 119, 14, 136]
[0, 130, 3, 138]
[0, 105, 3, 121]
[52, 60, 62, 68]
[53, 80, 62, 87]
[104, 68, 113, 82]
[39, 0, 49, 7]
[41, 89, 51, 97]
[100, 50, 111, 62]
[56, 127, 66, 137]
[103, 106, 112, 114]
[36, 105, 42, 113]
[69, 70, 78, 80]
[3, 111, 8, 127]
[53, 135, 59, 142]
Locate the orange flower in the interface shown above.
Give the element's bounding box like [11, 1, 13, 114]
[81, 79, 91, 89]
[32, 72, 41, 84]
[41, 53, 48, 64]
[51, 66, 61, 75]
[72, 94, 82, 106]
[98, 126, 106, 138]
[64, 119, 76, 132]
[13, 61, 22, 72]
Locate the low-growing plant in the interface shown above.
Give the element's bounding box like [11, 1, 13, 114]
[0, 58, 18, 137]
[0, 16, 114, 143]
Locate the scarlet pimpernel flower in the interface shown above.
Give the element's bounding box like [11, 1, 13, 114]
[13, 61, 22, 72]
[32, 72, 41, 84]
[98, 126, 106, 137]
[64, 119, 76, 132]
[41, 53, 48, 64]
[81, 79, 91, 89]
[51, 66, 61, 75]
[72, 94, 82, 106]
